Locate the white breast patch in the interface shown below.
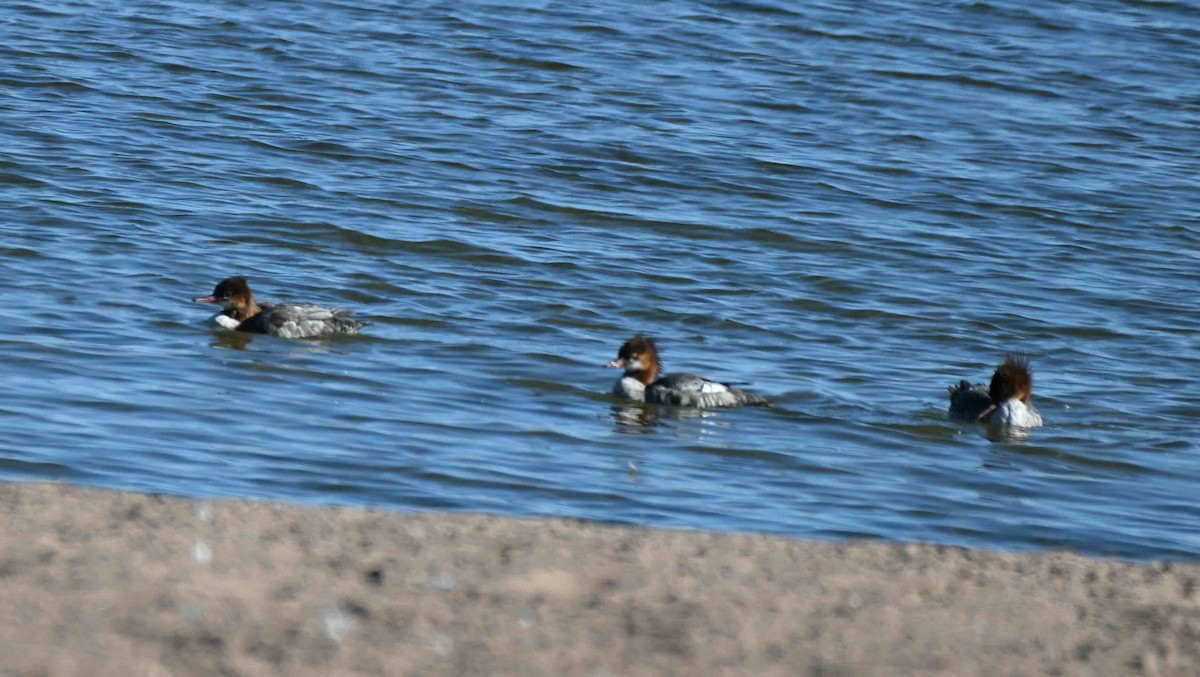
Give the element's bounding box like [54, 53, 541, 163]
[212, 313, 240, 330]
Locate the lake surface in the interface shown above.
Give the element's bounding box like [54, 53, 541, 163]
[3, 0, 1199, 560]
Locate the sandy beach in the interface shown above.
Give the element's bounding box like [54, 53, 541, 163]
[1, 482, 1196, 676]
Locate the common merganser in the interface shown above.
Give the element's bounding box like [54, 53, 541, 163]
[947, 355, 1043, 427]
[606, 336, 769, 408]
[192, 276, 365, 339]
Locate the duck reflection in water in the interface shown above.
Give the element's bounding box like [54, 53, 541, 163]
[609, 402, 730, 433]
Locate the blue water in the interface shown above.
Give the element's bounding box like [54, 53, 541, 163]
[3, 0, 1199, 560]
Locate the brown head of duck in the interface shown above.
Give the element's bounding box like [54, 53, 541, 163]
[976, 354, 1034, 421]
[606, 336, 663, 386]
[193, 276, 262, 322]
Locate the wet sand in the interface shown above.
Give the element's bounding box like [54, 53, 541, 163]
[1, 482, 1197, 676]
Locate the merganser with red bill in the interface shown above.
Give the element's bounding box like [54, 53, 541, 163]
[947, 354, 1043, 427]
[192, 276, 365, 339]
[606, 336, 769, 408]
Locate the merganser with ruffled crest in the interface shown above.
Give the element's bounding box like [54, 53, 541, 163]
[193, 276, 365, 339]
[607, 336, 769, 408]
[948, 355, 1042, 427]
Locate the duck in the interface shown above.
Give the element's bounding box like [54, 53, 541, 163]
[606, 336, 769, 408]
[947, 354, 1043, 427]
[192, 276, 365, 339]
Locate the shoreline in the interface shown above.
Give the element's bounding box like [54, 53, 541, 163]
[2, 481, 1196, 676]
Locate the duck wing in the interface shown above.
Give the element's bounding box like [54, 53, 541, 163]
[947, 380, 992, 421]
[240, 301, 365, 339]
[646, 373, 768, 408]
